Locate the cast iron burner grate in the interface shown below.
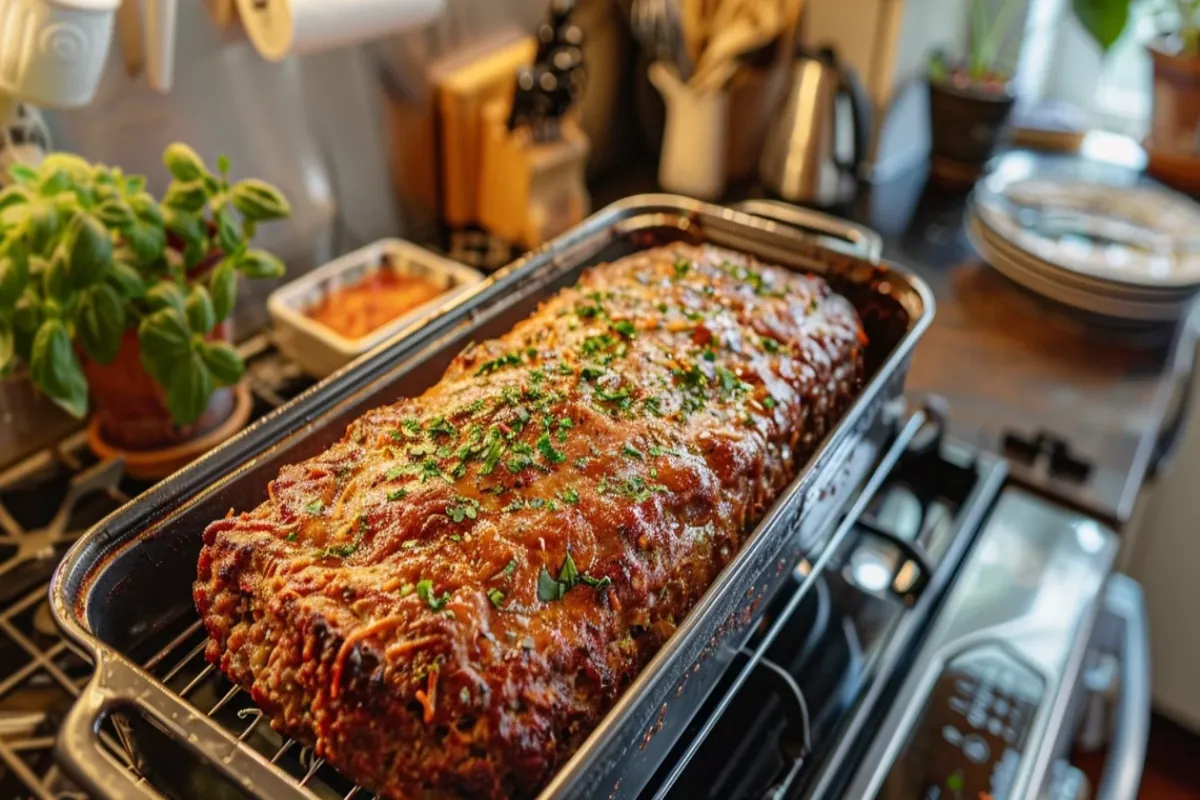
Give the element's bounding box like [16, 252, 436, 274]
[0, 335, 315, 800]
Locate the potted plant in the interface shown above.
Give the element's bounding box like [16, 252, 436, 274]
[1140, 1, 1200, 189]
[0, 144, 290, 464]
[926, 0, 1025, 184]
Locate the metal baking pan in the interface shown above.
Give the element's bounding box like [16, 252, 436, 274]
[51, 195, 933, 800]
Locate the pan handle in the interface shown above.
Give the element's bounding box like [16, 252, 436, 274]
[730, 199, 884, 262]
[58, 649, 312, 799]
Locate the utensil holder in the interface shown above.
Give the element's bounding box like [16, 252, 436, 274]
[477, 99, 590, 250]
[0, 0, 120, 108]
[649, 61, 728, 200]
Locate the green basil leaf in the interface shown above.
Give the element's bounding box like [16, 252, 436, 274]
[93, 183, 118, 202]
[163, 180, 209, 214]
[0, 251, 29, 308]
[123, 220, 166, 263]
[138, 306, 191, 385]
[24, 202, 59, 255]
[0, 184, 31, 213]
[65, 214, 113, 288]
[105, 260, 145, 299]
[76, 283, 126, 365]
[29, 318, 87, 418]
[95, 198, 135, 227]
[145, 282, 187, 314]
[215, 207, 241, 255]
[163, 143, 208, 182]
[12, 288, 44, 333]
[230, 179, 291, 222]
[197, 340, 243, 386]
[216, 154, 231, 175]
[185, 285, 215, 334]
[42, 254, 69, 303]
[0, 319, 13, 373]
[127, 191, 164, 227]
[8, 163, 37, 186]
[164, 351, 212, 425]
[43, 153, 93, 180]
[235, 248, 285, 279]
[209, 259, 237, 320]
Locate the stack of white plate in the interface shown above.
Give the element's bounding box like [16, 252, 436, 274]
[967, 168, 1200, 323]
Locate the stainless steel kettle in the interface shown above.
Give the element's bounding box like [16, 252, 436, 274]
[759, 46, 872, 207]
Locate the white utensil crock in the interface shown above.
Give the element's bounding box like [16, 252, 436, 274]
[649, 61, 728, 201]
[0, 0, 121, 108]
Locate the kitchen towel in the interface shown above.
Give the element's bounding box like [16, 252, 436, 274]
[235, 0, 444, 61]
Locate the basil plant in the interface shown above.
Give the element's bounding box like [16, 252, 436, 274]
[0, 144, 290, 425]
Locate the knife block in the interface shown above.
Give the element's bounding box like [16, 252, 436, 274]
[477, 99, 590, 251]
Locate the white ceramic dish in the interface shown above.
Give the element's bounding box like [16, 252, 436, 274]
[967, 212, 1195, 323]
[267, 239, 483, 378]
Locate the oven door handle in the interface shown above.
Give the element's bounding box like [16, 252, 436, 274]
[1095, 574, 1151, 800]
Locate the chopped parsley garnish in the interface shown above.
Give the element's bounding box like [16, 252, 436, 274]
[538, 552, 611, 602]
[763, 396, 777, 409]
[449, 534, 462, 542]
[504, 559, 518, 576]
[488, 589, 506, 609]
[623, 443, 644, 459]
[559, 487, 580, 504]
[537, 432, 567, 464]
[401, 418, 422, 437]
[416, 579, 451, 611]
[644, 397, 664, 416]
[480, 427, 505, 475]
[427, 417, 457, 438]
[612, 320, 636, 338]
[574, 456, 590, 469]
[285, 532, 298, 542]
[715, 366, 751, 397]
[502, 498, 525, 513]
[575, 300, 604, 318]
[594, 385, 631, 410]
[305, 500, 324, 515]
[673, 259, 690, 277]
[446, 497, 479, 523]
[761, 337, 780, 353]
[701, 348, 716, 361]
[314, 543, 356, 559]
[476, 351, 523, 376]
[507, 442, 535, 473]
[557, 362, 575, 376]
[581, 365, 606, 380]
[649, 445, 681, 457]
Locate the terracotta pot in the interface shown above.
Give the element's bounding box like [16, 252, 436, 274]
[1148, 38, 1200, 157]
[82, 321, 235, 452]
[927, 78, 1015, 185]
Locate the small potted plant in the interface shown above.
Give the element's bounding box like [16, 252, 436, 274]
[926, 0, 1024, 184]
[1142, 1, 1200, 189]
[0, 144, 289, 469]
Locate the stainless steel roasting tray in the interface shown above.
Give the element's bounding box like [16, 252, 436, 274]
[50, 195, 934, 800]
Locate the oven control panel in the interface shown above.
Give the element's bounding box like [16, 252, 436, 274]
[876, 644, 1046, 800]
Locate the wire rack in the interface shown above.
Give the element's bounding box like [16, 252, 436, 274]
[0, 335, 320, 800]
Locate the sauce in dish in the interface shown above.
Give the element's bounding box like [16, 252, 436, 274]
[306, 267, 444, 339]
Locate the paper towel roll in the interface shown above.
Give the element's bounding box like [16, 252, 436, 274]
[236, 0, 445, 61]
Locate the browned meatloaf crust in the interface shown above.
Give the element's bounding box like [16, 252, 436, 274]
[194, 243, 867, 799]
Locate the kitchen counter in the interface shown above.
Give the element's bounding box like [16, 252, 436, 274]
[594, 150, 1199, 530]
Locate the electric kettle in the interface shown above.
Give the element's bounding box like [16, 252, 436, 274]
[759, 45, 871, 207]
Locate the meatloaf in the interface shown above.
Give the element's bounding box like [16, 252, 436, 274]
[194, 243, 867, 799]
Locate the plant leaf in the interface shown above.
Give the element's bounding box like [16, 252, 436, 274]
[127, 192, 164, 227]
[163, 206, 206, 248]
[185, 285, 216, 334]
[145, 282, 187, 314]
[105, 260, 145, 299]
[0, 319, 12, 373]
[230, 179, 291, 222]
[76, 283, 126, 365]
[95, 198, 135, 227]
[197, 340, 243, 386]
[137, 306, 191, 385]
[124, 175, 146, 194]
[0, 251, 28, 308]
[215, 207, 241, 255]
[0, 184, 31, 214]
[65, 214, 113, 289]
[29, 318, 88, 418]
[163, 143, 208, 182]
[8, 163, 38, 187]
[209, 259, 237, 320]
[164, 351, 212, 425]
[1073, 0, 1130, 52]
[38, 168, 72, 197]
[42, 254, 70, 303]
[25, 202, 59, 255]
[123, 219, 166, 263]
[236, 248, 285, 279]
[163, 180, 209, 214]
